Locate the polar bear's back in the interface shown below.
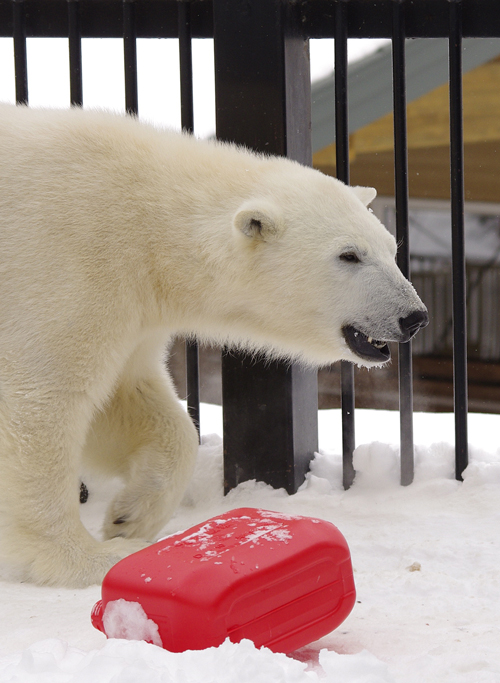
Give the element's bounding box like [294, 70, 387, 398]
[0, 105, 265, 357]
[0, 105, 167, 356]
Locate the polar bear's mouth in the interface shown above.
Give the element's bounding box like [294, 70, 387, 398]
[342, 325, 391, 363]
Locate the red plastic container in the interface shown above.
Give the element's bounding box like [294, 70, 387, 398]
[91, 508, 355, 653]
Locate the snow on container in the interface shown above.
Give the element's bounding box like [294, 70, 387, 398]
[91, 508, 356, 654]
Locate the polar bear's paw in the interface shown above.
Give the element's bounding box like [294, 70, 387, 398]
[26, 536, 149, 588]
[102, 510, 160, 543]
[101, 490, 177, 543]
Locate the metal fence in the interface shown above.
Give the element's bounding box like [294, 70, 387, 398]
[2, 0, 498, 492]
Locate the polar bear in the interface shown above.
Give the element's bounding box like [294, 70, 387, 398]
[0, 104, 427, 587]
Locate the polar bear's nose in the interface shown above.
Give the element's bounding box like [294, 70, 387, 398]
[399, 310, 429, 341]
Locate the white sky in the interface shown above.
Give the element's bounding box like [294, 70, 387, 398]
[0, 37, 389, 139]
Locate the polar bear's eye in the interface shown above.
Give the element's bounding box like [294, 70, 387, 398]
[339, 251, 361, 264]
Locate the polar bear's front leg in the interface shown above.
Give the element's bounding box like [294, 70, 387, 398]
[0, 392, 148, 587]
[95, 371, 199, 543]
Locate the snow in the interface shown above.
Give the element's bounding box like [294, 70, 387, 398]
[101, 600, 163, 648]
[1, 404, 499, 682]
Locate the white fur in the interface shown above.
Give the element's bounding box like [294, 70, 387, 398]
[0, 105, 425, 586]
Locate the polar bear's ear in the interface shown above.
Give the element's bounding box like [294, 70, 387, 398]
[352, 186, 377, 206]
[233, 200, 284, 242]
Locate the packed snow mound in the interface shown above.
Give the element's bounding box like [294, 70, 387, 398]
[0, 637, 397, 683]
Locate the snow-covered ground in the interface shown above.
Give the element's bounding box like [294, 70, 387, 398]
[1, 403, 499, 682]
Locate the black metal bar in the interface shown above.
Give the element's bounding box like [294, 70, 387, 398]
[178, 1, 194, 133]
[303, 0, 500, 39]
[68, 0, 83, 106]
[213, 0, 318, 495]
[392, 0, 414, 486]
[123, 0, 138, 115]
[334, 3, 349, 184]
[334, 0, 355, 491]
[185, 340, 200, 436]
[448, 0, 468, 480]
[1, 1, 500, 41]
[178, 1, 200, 439]
[12, 0, 28, 104]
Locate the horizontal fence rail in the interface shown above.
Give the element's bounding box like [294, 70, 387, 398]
[1, 1, 500, 39]
[1, 0, 497, 489]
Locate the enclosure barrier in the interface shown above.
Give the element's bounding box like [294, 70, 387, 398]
[2, 0, 498, 490]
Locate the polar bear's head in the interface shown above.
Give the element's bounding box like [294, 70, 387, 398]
[224, 161, 428, 368]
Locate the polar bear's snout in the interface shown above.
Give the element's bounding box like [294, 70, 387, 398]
[399, 309, 429, 342]
[342, 305, 428, 365]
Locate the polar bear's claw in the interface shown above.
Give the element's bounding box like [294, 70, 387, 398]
[113, 517, 128, 525]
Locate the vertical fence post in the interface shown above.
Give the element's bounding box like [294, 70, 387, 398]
[213, 0, 318, 495]
[392, 0, 415, 486]
[13, 0, 28, 105]
[178, 0, 201, 439]
[448, 0, 468, 480]
[68, 0, 83, 107]
[178, 2, 194, 133]
[334, 0, 356, 490]
[123, 0, 138, 116]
